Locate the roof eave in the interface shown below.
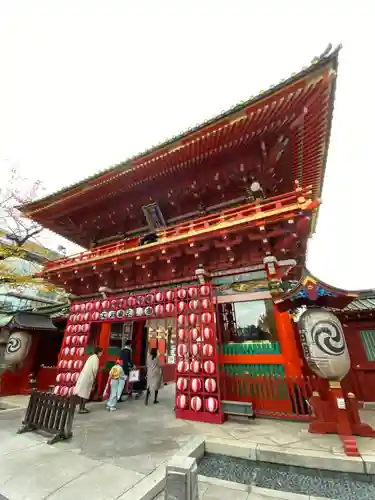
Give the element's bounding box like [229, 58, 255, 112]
[19, 45, 342, 216]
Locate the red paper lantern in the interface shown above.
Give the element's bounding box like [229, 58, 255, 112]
[191, 343, 201, 357]
[191, 396, 202, 412]
[200, 285, 210, 297]
[65, 336, 72, 346]
[56, 373, 64, 383]
[205, 397, 219, 413]
[54, 385, 60, 395]
[204, 378, 217, 393]
[76, 325, 82, 333]
[72, 372, 79, 383]
[166, 303, 175, 314]
[72, 336, 79, 346]
[178, 328, 187, 341]
[203, 327, 213, 340]
[145, 293, 155, 305]
[201, 312, 212, 324]
[66, 325, 73, 333]
[203, 344, 213, 357]
[91, 311, 100, 321]
[86, 302, 94, 311]
[77, 313, 83, 322]
[70, 347, 76, 356]
[188, 300, 199, 311]
[204, 360, 215, 374]
[74, 360, 83, 370]
[155, 292, 164, 303]
[201, 298, 211, 310]
[177, 361, 188, 373]
[190, 360, 201, 373]
[58, 360, 64, 369]
[63, 347, 70, 357]
[155, 304, 164, 315]
[67, 360, 73, 370]
[83, 312, 90, 321]
[82, 323, 90, 333]
[166, 290, 174, 302]
[178, 301, 187, 313]
[177, 288, 187, 299]
[178, 315, 187, 326]
[94, 300, 102, 310]
[189, 313, 197, 326]
[80, 303, 86, 312]
[77, 347, 85, 356]
[191, 378, 201, 393]
[79, 336, 87, 346]
[68, 387, 75, 396]
[190, 328, 199, 341]
[176, 377, 188, 391]
[60, 386, 69, 396]
[72, 304, 80, 313]
[176, 394, 188, 409]
[127, 296, 137, 307]
[69, 315, 75, 323]
[177, 344, 187, 357]
[65, 372, 72, 383]
[188, 287, 198, 298]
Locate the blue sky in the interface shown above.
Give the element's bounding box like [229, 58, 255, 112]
[0, 1, 374, 290]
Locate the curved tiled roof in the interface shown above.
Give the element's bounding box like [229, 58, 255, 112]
[20, 44, 341, 212]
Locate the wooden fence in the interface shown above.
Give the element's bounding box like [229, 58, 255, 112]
[18, 391, 76, 444]
[222, 373, 316, 421]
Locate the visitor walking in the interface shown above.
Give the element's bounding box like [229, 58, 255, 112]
[74, 346, 103, 414]
[119, 339, 133, 399]
[104, 359, 126, 411]
[145, 347, 163, 405]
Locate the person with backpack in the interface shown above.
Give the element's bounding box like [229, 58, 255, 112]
[104, 359, 126, 412]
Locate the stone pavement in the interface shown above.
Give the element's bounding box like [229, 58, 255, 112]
[1, 385, 375, 499]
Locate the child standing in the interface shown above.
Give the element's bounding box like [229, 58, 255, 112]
[105, 359, 126, 412]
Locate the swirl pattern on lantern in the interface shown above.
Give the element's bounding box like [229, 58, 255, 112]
[312, 320, 345, 356]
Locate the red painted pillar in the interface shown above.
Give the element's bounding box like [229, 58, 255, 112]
[273, 306, 302, 377]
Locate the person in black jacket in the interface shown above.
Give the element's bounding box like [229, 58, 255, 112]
[120, 340, 133, 376]
[119, 340, 133, 400]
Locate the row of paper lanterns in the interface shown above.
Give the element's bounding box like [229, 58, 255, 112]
[177, 360, 216, 374]
[56, 372, 79, 384]
[177, 312, 212, 326]
[70, 285, 212, 313]
[65, 335, 89, 346]
[54, 385, 75, 397]
[177, 377, 217, 392]
[177, 343, 214, 357]
[176, 395, 218, 413]
[58, 359, 84, 370]
[178, 327, 213, 342]
[62, 346, 86, 357]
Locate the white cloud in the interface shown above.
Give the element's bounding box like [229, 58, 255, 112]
[0, 0, 374, 290]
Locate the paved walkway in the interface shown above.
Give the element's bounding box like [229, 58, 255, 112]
[1, 386, 375, 499]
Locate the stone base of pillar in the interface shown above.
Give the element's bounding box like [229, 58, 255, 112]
[309, 382, 375, 456]
[165, 455, 198, 500]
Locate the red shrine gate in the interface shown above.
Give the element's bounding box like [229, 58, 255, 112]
[57, 283, 224, 424]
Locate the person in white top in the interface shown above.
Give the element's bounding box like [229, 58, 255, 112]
[74, 346, 103, 414]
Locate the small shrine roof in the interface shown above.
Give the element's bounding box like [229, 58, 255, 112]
[274, 268, 360, 312]
[342, 292, 375, 313]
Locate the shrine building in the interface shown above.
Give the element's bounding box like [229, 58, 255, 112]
[15, 44, 372, 423]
